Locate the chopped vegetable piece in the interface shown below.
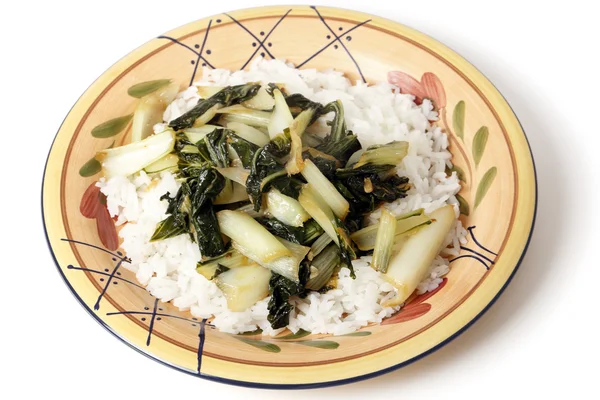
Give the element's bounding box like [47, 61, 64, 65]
[268, 88, 294, 138]
[352, 141, 408, 170]
[226, 121, 270, 146]
[96, 130, 175, 179]
[309, 232, 333, 260]
[267, 263, 310, 328]
[217, 210, 292, 263]
[256, 217, 305, 244]
[184, 125, 219, 143]
[298, 184, 356, 276]
[197, 249, 251, 271]
[216, 167, 250, 186]
[298, 184, 339, 245]
[144, 153, 179, 174]
[305, 244, 340, 290]
[214, 181, 249, 205]
[285, 108, 315, 175]
[215, 265, 272, 312]
[236, 203, 265, 218]
[371, 209, 396, 273]
[131, 83, 179, 143]
[382, 205, 456, 307]
[301, 159, 349, 220]
[350, 210, 430, 251]
[302, 219, 325, 245]
[170, 84, 261, 131]
[196, 86, 225, 99]
[266, 188, 310, 227]
[232, 237, 309, 282]
[217, 105, 271, 128]
[242, 85, 275, 110]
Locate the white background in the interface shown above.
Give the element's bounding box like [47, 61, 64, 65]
[1, 0, 599, 398]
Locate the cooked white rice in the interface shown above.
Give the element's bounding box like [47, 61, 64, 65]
[98, 58, 467, 336]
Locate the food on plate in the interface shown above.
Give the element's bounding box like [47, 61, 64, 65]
[96, 59, 466, 336]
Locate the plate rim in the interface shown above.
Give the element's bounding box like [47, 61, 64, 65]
[41, 4, 537, 389]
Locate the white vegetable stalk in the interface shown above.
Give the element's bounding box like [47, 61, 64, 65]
[268, 88, 293, 138]
[144, 153, 179, 174]
[371, 209, 396, 273]
[350, 212, 431, 251]
[216, 105, 271, 128]
[301, 159, 350, 220]
[183, 125, 219, 143]
[131, 83, 179, 143]
[266, 188, 310, 227]
[196, 86, 224, 99]
[217, 167, 250, 186]
[298, 184, 339, 246]
[226, 121, 270, 146]
[214, 265, 272, 312]
[217, 210, 291, 262]
[214, 181, 249, 205]
[97, 130, 175, 179]
[193, 104, 222, 127]
[382, 205, 456, 307]
[242, 86, 275, 110]
[285, 109, 313, 175]
[232, 238, 309, 282]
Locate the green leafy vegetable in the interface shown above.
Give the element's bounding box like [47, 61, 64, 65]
[169, 84, 261, 131]
[371, 209, 396, 273]
[267, 263, 310, 329]
[305, 243, 340, 290]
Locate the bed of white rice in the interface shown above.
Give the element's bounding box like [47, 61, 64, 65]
[98, 59, 467, 336]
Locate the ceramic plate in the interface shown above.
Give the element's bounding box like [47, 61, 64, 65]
[42, 5, 536, 388]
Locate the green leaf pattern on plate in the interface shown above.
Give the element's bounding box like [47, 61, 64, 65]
[475, 167, 497, 209]
[296, 340, 340, 350]
[472, 126, 489, 167]
[127, 79, 172, 98]
[278, 329, 311, 339]
[452, 100, 465, 140]
[91, 114, 133, 138]
[79, 157, 102, 177]
[235, 337, 281, 353]
[340, 331, 372, 337]
[455, 193, 470, 216]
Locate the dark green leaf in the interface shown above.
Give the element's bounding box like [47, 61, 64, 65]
[277, 329, 311, 339]
[170, 84, 261, 131]
[150, 214, 188, 241]
[453, 101, 465, 140]
[474, 166, 497, 209]
[79, 157, 101, 177]
[340, 331, 371, 337]
[267, 265, 310, 329]
[316, 134, 361, 164]
[235, 338, 281, 353]
[227, 132, 259, 168]
[297, 340, 339, 350]
[127, 79, 172, 98]
[91, 114, 133, 138]
[472, 126, 489, 167]
[456, 193, 470, 216]
[257, 217, 305, 244]
[302, 219, 325, 245]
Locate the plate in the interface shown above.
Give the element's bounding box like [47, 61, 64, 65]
[42, 5, 536, 388]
